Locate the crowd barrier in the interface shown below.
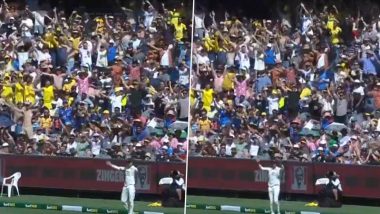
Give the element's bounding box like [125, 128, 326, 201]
[187, 157, 380, 199]
[0, 201, 168, 214]
[0, 155, 186, 194]
[2, 155, 379, 199]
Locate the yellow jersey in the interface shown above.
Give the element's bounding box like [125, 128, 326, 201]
[14, 82, 24, 104]
[24, 84, 36, 104]
[43, 85, 55, 109]
[1, 81, 13, 103]
[222, 72, 236, 91]
[300, 87, 312, 99]
[202, 88, 214, 112]
[331, 27, 342, 45]
[174, 22, 187, 41]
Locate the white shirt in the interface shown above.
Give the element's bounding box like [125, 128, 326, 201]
[160, 49, 171, 66]
[194, 15, 204, 29]
[225, 143, 236, 156]
[66, 141, 78, 153]
[37, 50, 51, 64]
[110, 95, 123, 112]
[17, 52, 29, 70]
[91, 140, 101, 156]
[178, 68, 189, 85]
[125, 166, 138, 186]
[132, 39, 141, 50]
[254, 51, 265, 71]
[302, 17, 312, 35]
[331, 178, 343, 191]
[353, 86, 365, 96]
[144, 11, 155, 28]
[196, 54, 210, 65]
[21, 18, 33, 30]
[80, 48, 92, 67]
[32, 11, 45, 27]
[96, 49, 108, 67]
[261, 166, 282, 187]
[317, 53, 326, 69]
[267, 96, 279, 114]
[236, 51, 250, 70]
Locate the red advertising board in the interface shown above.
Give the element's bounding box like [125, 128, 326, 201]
[0, 155, 186, 194]
[187, 157, 380, 199]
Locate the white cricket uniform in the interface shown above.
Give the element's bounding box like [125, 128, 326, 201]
[261, 166, 282, 214]
[121, 166, 138, 214]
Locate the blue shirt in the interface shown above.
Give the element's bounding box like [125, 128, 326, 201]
[132, 126, 149, 141]
[256, 76, 272, 92]
[264, 49, 276, 65]
[318, 70, 332, 90]
[107, 46, 117, 63]
[219, 109, 232, 127]
[362, 57, 377, 75]
[59, 108, 74, 125]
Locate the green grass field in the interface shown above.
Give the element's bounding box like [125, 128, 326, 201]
[186, 195, 380, 214]
[0, 195, 184, 214]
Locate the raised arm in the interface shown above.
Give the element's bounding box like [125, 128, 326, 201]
[255, 158, 270, 171]
[106, 161, 125, 171]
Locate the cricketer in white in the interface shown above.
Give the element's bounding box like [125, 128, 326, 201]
[106, 159, 138, 214]
[255, 158, 284, 214]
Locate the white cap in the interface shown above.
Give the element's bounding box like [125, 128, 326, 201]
[136, 142, 142, 147]
[109, 39, 115, 43]
[353, 79, 361, 83]
[293, 144, 300, 148]
[267, 43, 272, 47]
[318, 147, 324, 151]
[162, 145, 168, 150]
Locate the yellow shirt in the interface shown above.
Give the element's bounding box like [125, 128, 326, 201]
[14, 82, 24, 104]
[147, 85, 158, 96]
[331, 27, 342, 45]
[190, 89, 196, 107]
[43, 32, 59, 49]
[202, 88, 214, 112]
[204, 36, 218, 52]
[24, 84, 36, 104]
[279, 97, 285, 108]
[43, 85, 54, 109]
[199, 118, 212, 133]
[94, 18, 105, 34]
[169, 11, 181, 26]
[1, 81, 13, 103]
[40, 117, 53, 129]
[174, 23, 187, 41]
[70, 37, 81, 51]
[326, 15, 337, 31]
[63, 80, 77, 93]
[300, 87, 312, 99]
[222, 72, 236, 91]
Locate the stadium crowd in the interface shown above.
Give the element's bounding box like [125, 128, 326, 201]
[0, 0, 190, 162]
[190, 1, 380, 165]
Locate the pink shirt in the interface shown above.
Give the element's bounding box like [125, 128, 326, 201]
[170, 137, 179, 148]
[235, 80, 247, 97]
[150, 139, 162, 150]
[182, 140, 188, 151]
[77, 77, 89, 95]
[307, 140, 317, 152]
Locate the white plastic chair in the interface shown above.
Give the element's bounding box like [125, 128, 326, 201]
[1, 172, 21, 197]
